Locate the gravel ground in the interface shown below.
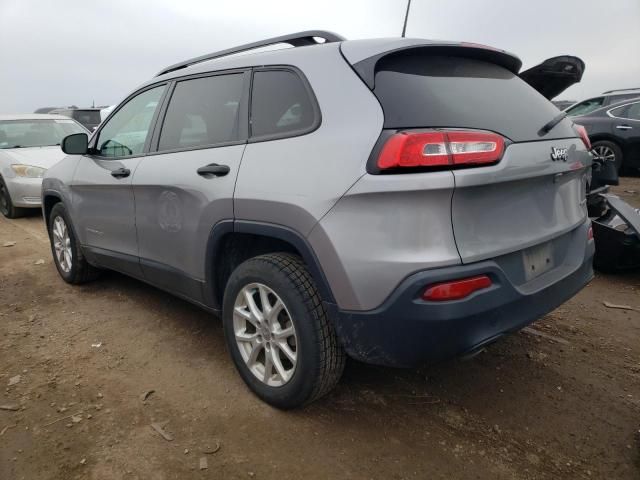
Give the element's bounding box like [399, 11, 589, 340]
[1, 179, 639, 480]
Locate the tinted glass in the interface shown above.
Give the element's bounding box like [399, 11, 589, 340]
[627, 102, 640, 120]
[250, 70, 316, 138]
[71, 110, 101, 127]
[374, 55, 575, 142]
[97, 85, 165, 157]
[0, 119, 86, 149]
[565, 97, 605, 116]
[612, 102, 640, 120]
[610, 104, 630, 118]
[158, 74, 244, 151]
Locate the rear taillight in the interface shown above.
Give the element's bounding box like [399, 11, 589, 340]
[574, 124, 591, 150]
[377, 130, 505, 170]
[422, 275, 492, 302]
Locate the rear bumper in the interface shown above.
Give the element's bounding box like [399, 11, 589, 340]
[331, 221, 594, 367]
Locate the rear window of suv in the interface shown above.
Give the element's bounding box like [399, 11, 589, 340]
[373, 55, 575, 142]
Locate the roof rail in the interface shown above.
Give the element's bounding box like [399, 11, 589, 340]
[602, 87, 640, 94]
[156, 30, 346, 77]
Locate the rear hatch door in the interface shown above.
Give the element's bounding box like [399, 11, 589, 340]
[349, 45, 591, 265]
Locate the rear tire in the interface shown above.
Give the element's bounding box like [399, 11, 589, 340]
[591, 140, 623, 174]
[0, 176, 27, 219]
[222, 253, 345, 409]
[48, 203, 101, 284]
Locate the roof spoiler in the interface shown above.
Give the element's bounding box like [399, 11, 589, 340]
[156, 30, 346, 77]
[350, 44, 522, 90]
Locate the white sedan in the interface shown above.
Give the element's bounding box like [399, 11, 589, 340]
[0, 114, 87, 218]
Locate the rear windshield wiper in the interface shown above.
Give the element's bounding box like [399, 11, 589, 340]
[539, 112, 567, 135]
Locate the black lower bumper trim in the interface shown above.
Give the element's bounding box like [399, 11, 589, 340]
[331, 248, 594, 368]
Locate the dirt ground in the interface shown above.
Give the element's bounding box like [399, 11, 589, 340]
[1, 179, 640, 480]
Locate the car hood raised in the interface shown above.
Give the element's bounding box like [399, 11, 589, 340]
[0, 146, 67, 169]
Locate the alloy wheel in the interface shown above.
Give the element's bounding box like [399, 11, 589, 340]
[591, 145, 616, 163]
[233, 283, 298, 387]
[52, 216, 73, 273]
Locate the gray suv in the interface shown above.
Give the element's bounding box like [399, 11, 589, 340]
[42, 31, 595, 408]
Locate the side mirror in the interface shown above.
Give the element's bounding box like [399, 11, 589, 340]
[61, 133, 89, 155]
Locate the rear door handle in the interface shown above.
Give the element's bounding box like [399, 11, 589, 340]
[616, 125, 632, 130]
[111, 167, 130, 179]
[197, 163, 230, 177]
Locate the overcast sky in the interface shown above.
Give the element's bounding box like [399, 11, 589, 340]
[1, 0, 638, 113]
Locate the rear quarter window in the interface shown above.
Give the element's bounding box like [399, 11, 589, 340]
[250, 69, 319, 140]
[611, 102, 640, 120]
[373, 55, 576, 142]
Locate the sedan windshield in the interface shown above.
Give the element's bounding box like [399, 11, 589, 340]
[0, 119, 86, 149]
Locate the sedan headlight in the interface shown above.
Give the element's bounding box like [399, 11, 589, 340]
[10, 164, 47, 178]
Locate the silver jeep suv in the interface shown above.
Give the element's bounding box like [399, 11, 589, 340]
[43, 31, 594, 408]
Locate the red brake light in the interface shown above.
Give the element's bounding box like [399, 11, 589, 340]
[377, 130, 505, 170]
[422, 275, 492, 302]
[574, 124, 591, 150]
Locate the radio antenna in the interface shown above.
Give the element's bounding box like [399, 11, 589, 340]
[401, 0, 412, 37]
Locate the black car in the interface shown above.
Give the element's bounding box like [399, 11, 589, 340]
[49, 108, 102, 131]
[572, 98, 640, 171]
[565, 88, 640, 117]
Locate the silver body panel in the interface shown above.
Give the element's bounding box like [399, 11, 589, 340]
[234, 44, 383, 236]
[71, 157, 142, 265]
[451, 139, 591, 263]
[133, 146, 245, 280]
[308, 171, 459, 310]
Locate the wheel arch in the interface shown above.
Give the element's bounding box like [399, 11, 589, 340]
[42, 191, 63, 232]
[205, 221, 336, 310]
[589, 133, 623, 147]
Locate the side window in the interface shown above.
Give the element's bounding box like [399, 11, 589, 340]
[610, 104, 630, 118]
[627, 103, 640, 120]
[566, 97, 604, 117]
[97, 85, 165, 157]
[158, 73, 244, 151]
[250, 69, 317, 138]
[614, 102, 640, 121]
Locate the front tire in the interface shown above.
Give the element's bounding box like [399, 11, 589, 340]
[48, 203, 101, 284]
[0, 176, 27, 219]
[222, 253, 345, 409]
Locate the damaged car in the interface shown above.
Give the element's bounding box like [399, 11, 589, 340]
[43, 32, 594, 408]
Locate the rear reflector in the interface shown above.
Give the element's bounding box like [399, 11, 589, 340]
[378, 130, 505, 170]
[422, 275, 492, 301]
[574, 124, 591, 150]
